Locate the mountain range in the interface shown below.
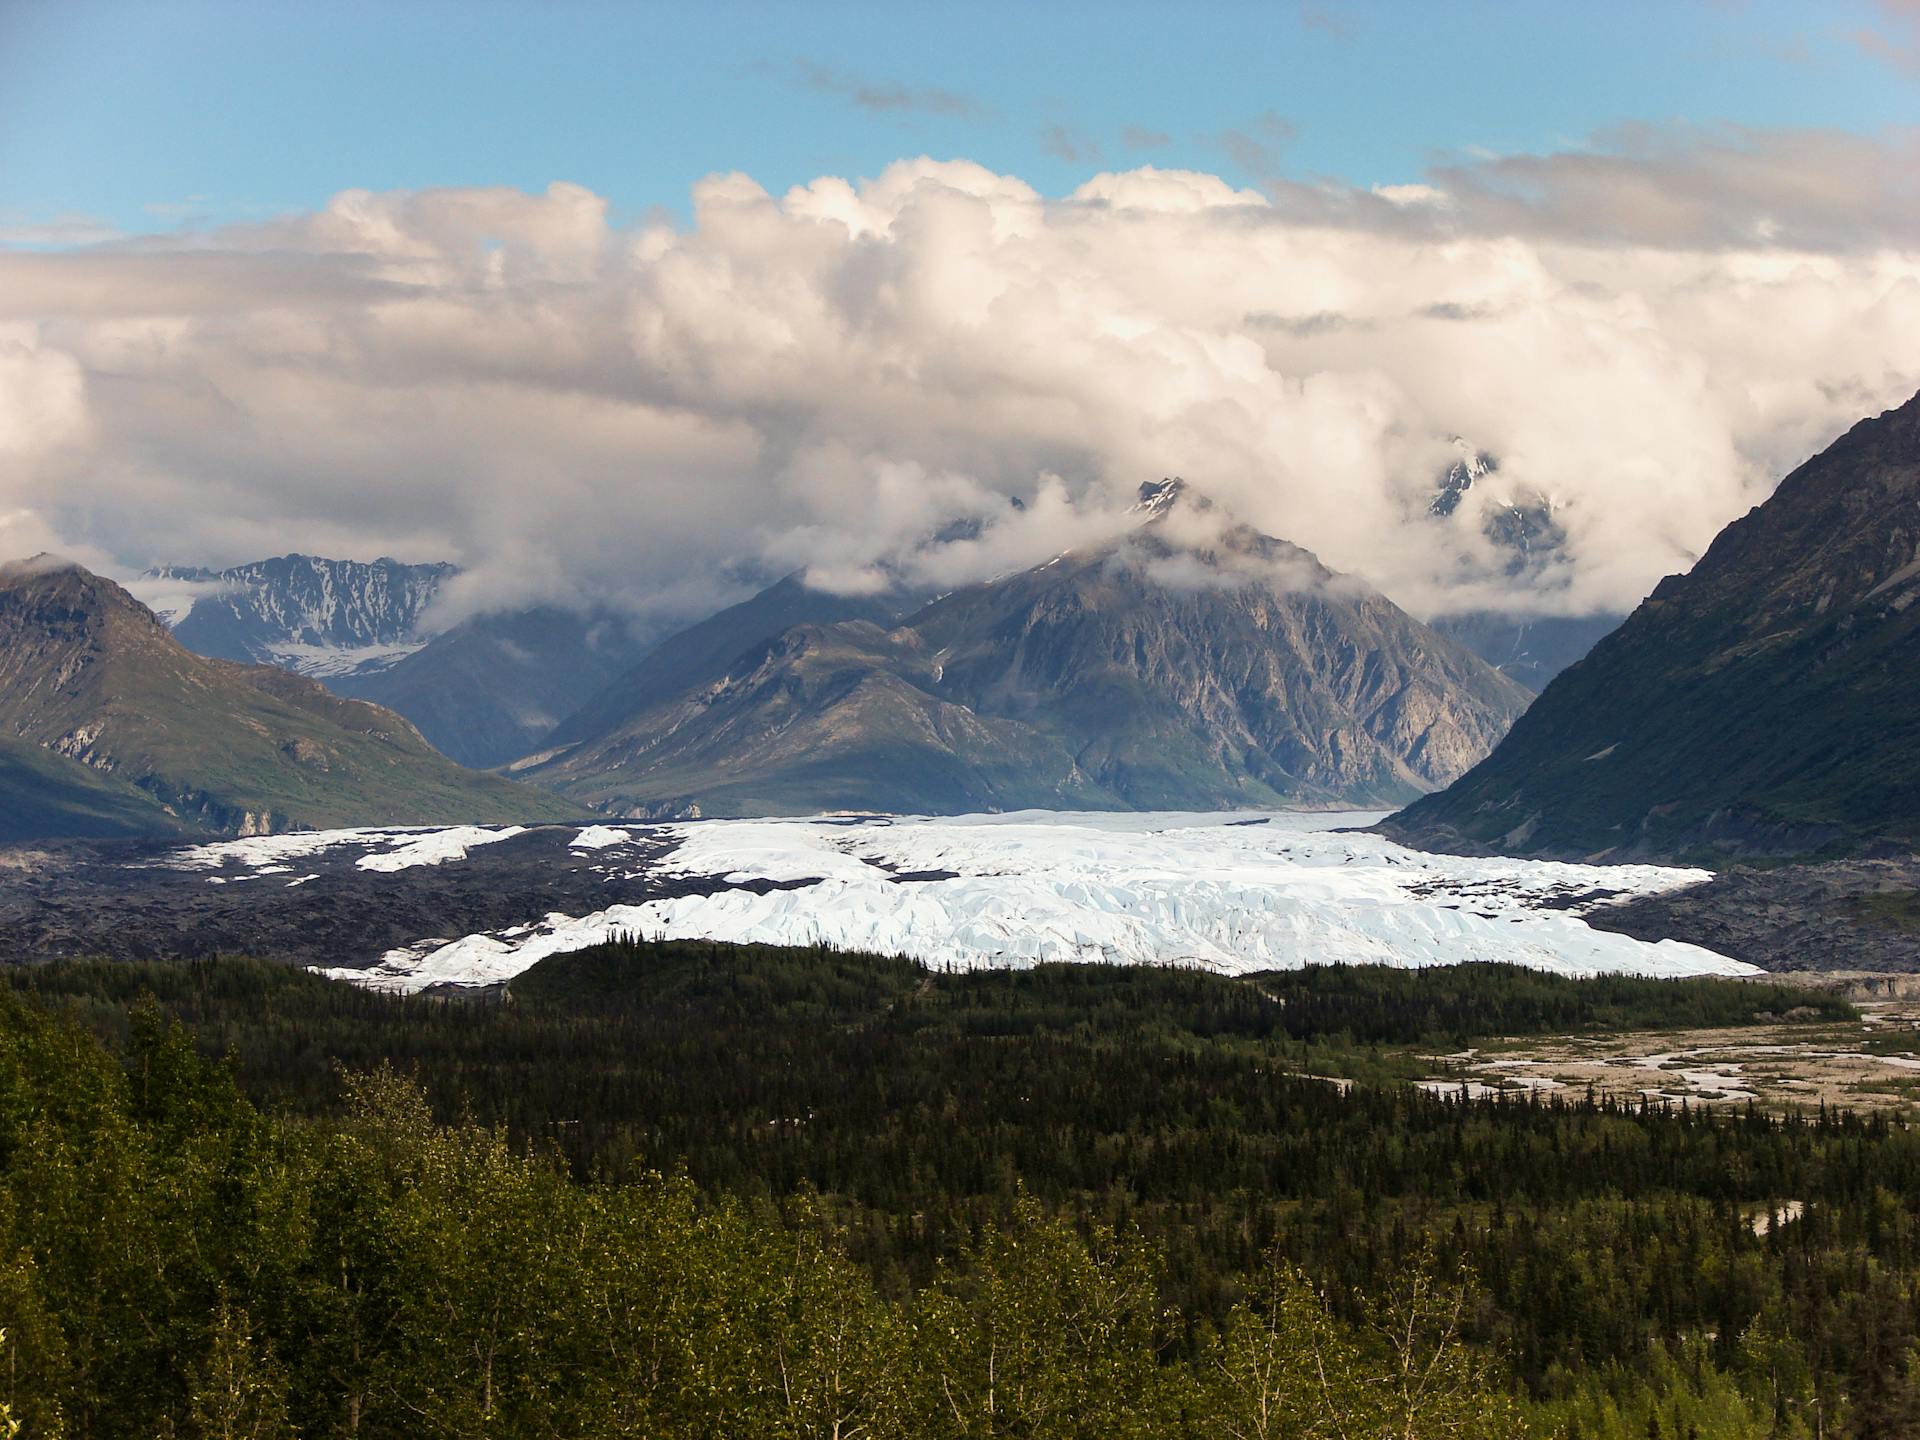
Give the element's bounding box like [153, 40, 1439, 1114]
[513, 481, 1533, 817]
[146, 554, 455, 677]
[133, 448, 1617, 786]
[139, 557, 658, 767]
[36, 385, 1916, 844]
[0, 558, 582, 841]
[1385, 388, 1920, 862]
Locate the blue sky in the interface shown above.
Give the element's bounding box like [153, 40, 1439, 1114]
[3, 0, 1916, 241]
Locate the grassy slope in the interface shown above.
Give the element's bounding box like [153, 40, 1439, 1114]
[0, 737, 189, 843]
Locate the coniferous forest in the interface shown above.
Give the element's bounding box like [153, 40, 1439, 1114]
[0, 942, 1915, 1437]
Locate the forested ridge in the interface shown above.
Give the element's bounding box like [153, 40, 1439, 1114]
[0, 944, 1913, 1437]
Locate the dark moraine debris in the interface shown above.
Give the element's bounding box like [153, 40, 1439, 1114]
[1585, 857, 1920, 973]
[0, 825, 815, 976]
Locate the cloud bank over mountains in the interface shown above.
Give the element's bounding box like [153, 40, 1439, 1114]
[4, 127, 1917, 630]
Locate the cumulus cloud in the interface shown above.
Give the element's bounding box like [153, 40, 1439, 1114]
[3, 131, 1918, 635]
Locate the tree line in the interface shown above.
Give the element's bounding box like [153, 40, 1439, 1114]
[0, 942, 1909, 1436]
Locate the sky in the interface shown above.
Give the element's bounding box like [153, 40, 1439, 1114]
[5, 0, 1918, 241]
[3, 0, 1919, 629]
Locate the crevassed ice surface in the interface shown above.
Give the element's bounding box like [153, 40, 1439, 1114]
[314, 810, 1756, 993]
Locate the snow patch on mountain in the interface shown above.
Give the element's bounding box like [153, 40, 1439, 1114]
[144, 555, 455, 679]
[260, 640, 432, 678]
[313, 810, 1754, 993]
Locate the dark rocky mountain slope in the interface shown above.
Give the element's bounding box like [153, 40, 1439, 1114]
[332, 605, 656, 768]
[1383, 389, 1920, 862]
[539, 573, 919, 758]
[517, 482, 1532, 817]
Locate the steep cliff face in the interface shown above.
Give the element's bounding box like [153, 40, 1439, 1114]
[0, 557, 583, 838]
[1383, 389, 1920, 862]
[519, 483, 1532, 817]
[158, 554, 456, 676]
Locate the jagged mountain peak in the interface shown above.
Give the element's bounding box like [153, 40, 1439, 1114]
[524, 479, 1533, 819]
[1, 554, 173, 645]
[1429, 444, 1497, 519]
[1090, 478, 1333, 598]
[148, 552, 460, 680]
[1131, 477, 1194, 516]
[1425, 446, 1560, 565]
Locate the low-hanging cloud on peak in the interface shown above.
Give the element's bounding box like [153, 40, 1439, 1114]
[2, 127, 1917, 635]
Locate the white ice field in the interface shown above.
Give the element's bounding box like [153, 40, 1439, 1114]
[200, 809, 1765, 994]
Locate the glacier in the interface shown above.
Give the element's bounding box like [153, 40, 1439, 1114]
[306, 810, 1758, 994]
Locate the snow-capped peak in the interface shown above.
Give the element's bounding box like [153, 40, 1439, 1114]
[136, 554, 459, 679]
[1428, 442, 1497, 519]
[1131, 477, 1189, 517]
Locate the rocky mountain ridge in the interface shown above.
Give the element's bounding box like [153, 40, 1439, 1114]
[517, 481, 1533, 817]
[148, 554, 456, 677]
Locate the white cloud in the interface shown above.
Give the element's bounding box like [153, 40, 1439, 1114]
[2, 132, 1918, 632]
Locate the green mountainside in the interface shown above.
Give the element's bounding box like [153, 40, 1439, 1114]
[0, 734, 189, 843]
[1384, 389, 1920, 862]
[0, 557, 584, 838]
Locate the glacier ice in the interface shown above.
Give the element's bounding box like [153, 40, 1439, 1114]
[312, 810, 1757, 994]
